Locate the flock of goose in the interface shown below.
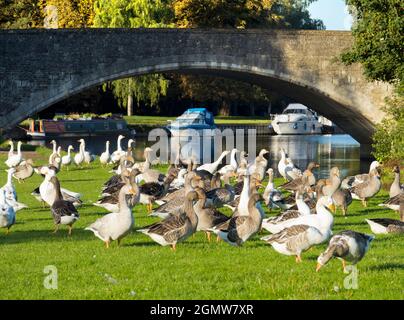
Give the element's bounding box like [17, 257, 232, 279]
[1, 136, 403, 272]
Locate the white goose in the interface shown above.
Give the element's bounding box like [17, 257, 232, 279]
[1, 168, 27, 212]
[264, 196, 335, 234]
[278, 148, 289, 180]
[197, 150, 230, 174]
[126, 139, 134, 155]
[261, 197, 335, 262]
[81, 139, 95, 164]
[0, 189, 16, 234]
[7, 141, 14, 159]
[5, 141, 22, 168]
[100, 141, 111, 166]
[218, 149, 238, 176]
[111, 135, 126, 163]
[74, 139, 85, 167]
[263, 168, 286, 210]
[48, 140, 58, 164]
[61, 145, 74, 169]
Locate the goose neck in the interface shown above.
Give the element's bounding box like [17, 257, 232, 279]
[184, 197, 198, 227]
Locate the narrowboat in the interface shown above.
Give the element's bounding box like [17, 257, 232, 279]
[27, 117, 133, 139]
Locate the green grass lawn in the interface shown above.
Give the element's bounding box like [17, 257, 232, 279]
[0, 151, 402, 300]
[124, 115, 270, 126]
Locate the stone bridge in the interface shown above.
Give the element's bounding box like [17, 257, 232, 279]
[0, 29, 392, 156]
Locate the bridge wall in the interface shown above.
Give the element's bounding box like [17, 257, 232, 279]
[0, 29, 391, 150]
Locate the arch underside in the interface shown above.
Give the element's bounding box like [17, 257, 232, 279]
[7, 63, 374, 145]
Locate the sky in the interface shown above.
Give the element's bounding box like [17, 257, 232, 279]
[308, 0, 353, 30]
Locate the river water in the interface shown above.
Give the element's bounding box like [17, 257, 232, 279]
[29, 133, 362, 179]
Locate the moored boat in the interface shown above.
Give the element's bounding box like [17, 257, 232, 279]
[166, 108, 216, 137]
[27, 117, 133, 139]
[270, 104, 324, 135]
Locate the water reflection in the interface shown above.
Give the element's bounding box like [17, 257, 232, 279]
[29, 133, 361, 179]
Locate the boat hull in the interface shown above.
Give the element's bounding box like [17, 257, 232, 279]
[272, 121, 322, 135]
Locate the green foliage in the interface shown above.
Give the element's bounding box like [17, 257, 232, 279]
[0, 0, 43, 28]
[94, 0, 174, 112]
[342, 0, 403, 87]
[343, 1, 403, 162]
[173, 0, 324, 29]
[104, 75, 169, 109]
[38, 0, 96, 27]
[372, 94, 404, 164]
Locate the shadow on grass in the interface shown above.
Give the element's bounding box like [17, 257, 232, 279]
[61, 179, 95, 183]
[368, 263, 404, 271]
[0, 227, 95, 245]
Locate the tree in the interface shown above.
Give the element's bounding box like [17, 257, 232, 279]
[93, 0, 174, 115]
[342, 0, 403, 90]
[38, 0, 95, 27]
[0, 0, 43, 28]
[342, 0, 403, 163]
[372, 95, 404, 164]
[173, 0, 324, 29]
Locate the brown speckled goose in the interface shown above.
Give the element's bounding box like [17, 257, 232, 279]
[49, 176, 79, 236]
[389, 166, 403, 198]
[316, 230, 374, 272]
[331, 188, 352, 216]
[150, 172, 204, 218]
[350, 168, 381, 207]
[139, 172, 177, 213]
[193, 187, 229, 242]
[279, 162, 319, 191]
[12, 159, 34, 183]
[211, 193, 262, 246]
[341, 161, 381, 189]
[261, 224, 325, 263]
[379, 192, 403, 212]
[316, 167, 341, 197]
[137, 191, 199, 250]
[366, 217, 404, 234]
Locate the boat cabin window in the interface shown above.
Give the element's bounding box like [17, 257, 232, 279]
[284, 109, 306, 114]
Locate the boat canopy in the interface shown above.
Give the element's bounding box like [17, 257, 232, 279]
[171, 108, 215, 126]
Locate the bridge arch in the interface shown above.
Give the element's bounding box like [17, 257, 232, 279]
[0, 29, 392, 156]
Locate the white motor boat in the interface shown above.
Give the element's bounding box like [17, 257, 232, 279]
[270, 104, 323, 135]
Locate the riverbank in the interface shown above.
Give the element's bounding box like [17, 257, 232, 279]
[124, 115, 271, 126]
[0, 149, 402, 299]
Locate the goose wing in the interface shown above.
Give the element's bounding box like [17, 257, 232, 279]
[145, 213, 189, 242]
[51, 200, 79, 224]
[140, 182, 163, 197]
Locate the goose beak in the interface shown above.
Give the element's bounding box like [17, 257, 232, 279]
[328, 203, 336, 213]
[129, 188, 136, 195]
[316, 263, 322, 272]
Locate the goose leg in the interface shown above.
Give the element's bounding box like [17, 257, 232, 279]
[105, 240, 110, 249]
[206, 231, 211, 242]
[52, 224, 59, 234]
[216, 235, 221, 242]
[68, 225, 72, 236]
[117, 239, 121, 247]
[6, 227, 10, 235]
[171, 243, 176, 251]
[342, 259, 346, 272]
[295, 255, 302, 263]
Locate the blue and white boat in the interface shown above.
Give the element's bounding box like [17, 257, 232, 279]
[166, 108, 216, 137]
